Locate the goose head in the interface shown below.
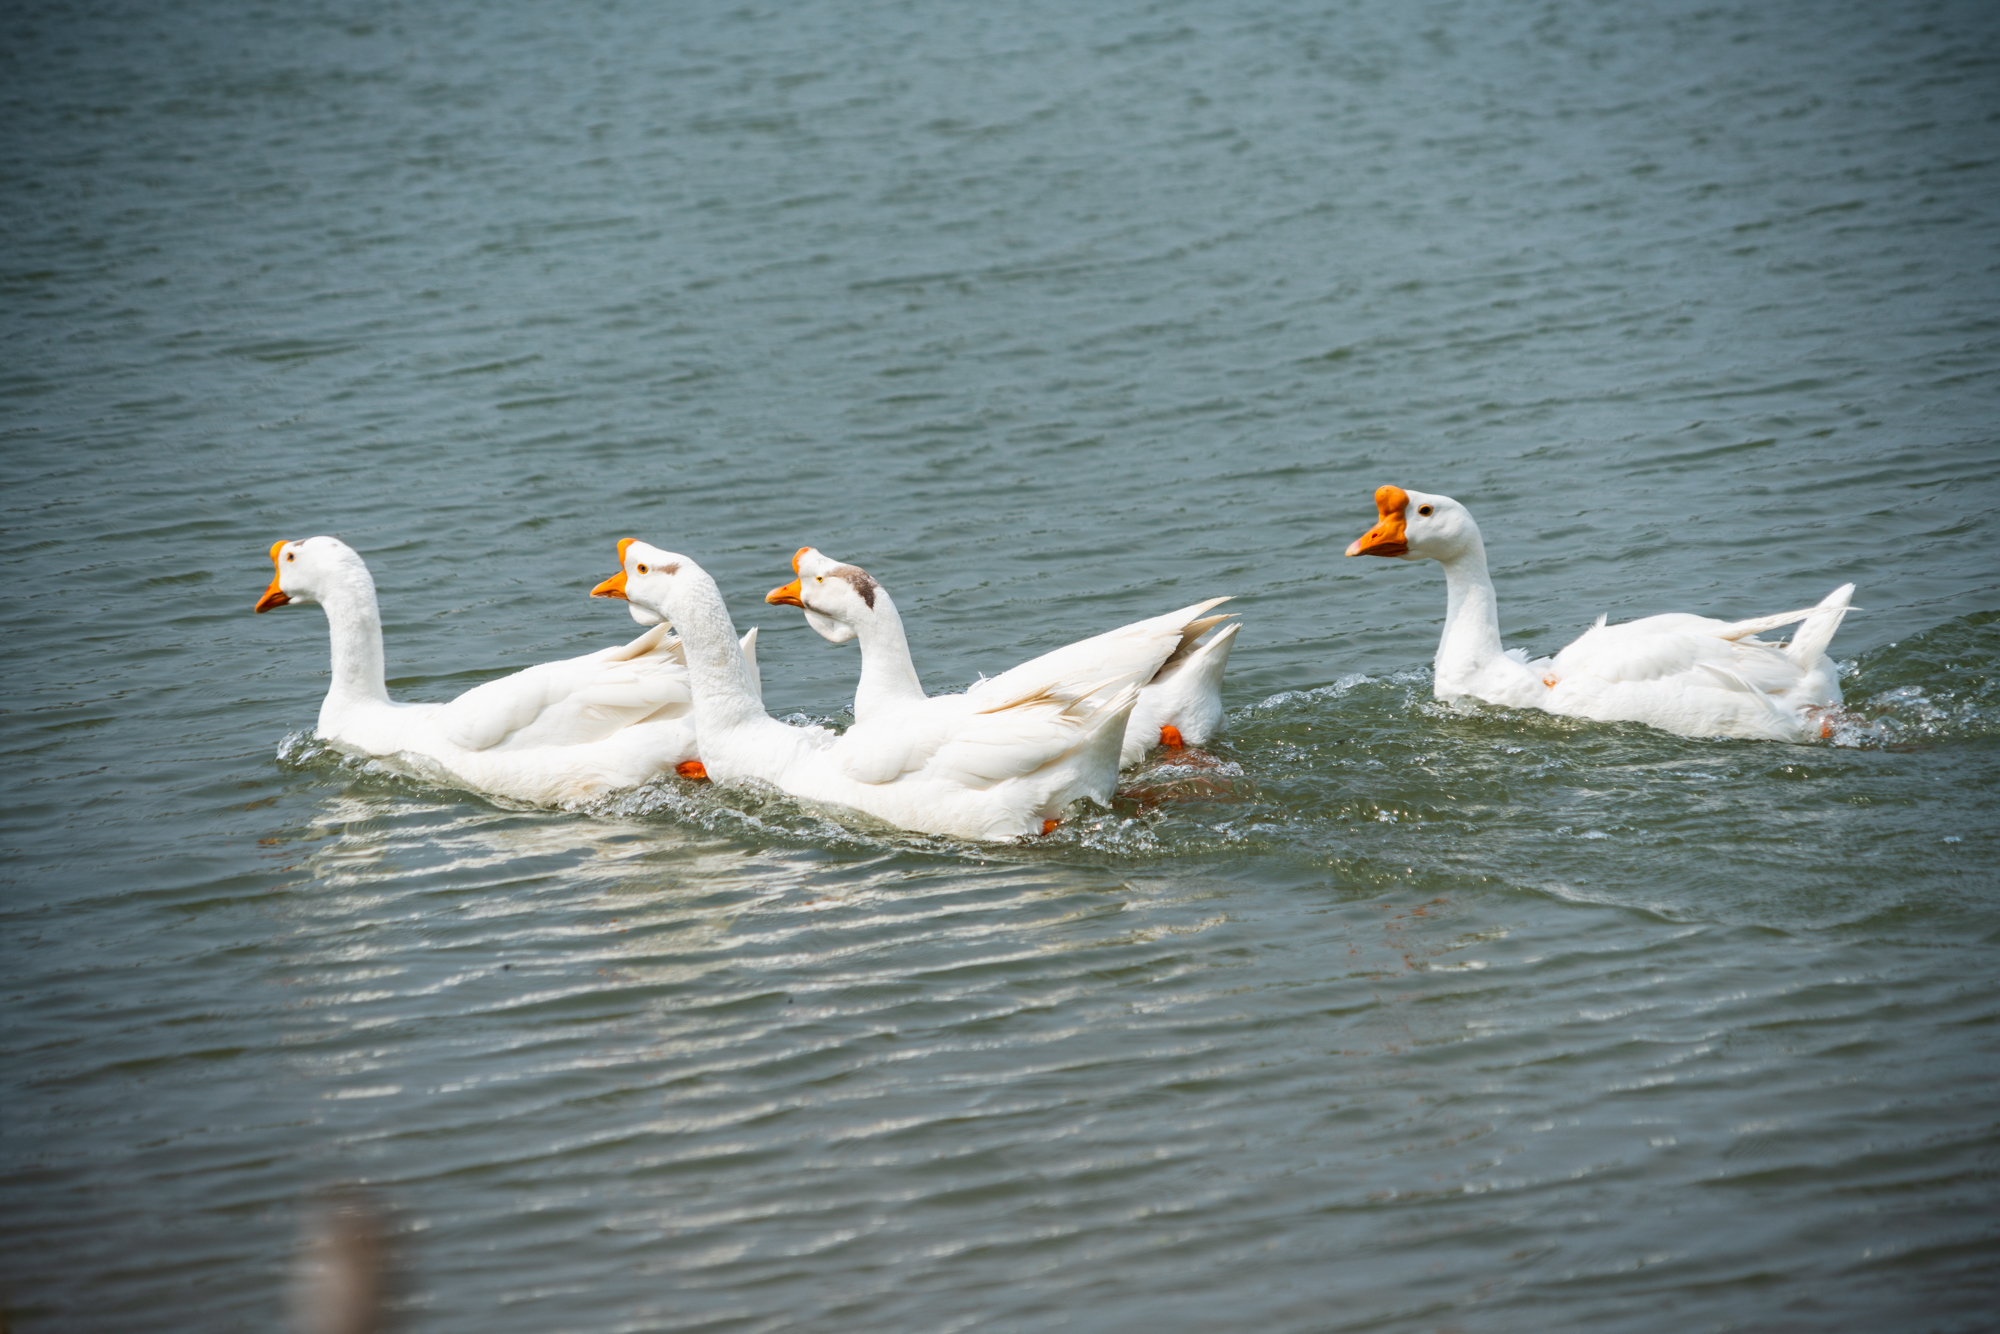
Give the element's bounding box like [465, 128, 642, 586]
[589, 538, 693, 621]
[253, 535, 371, 612]
[764, 546, 881, 645]
[1344, 486, 1479, 563]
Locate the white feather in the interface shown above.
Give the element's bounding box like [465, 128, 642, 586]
[780, 546, 1238, 767]
[1346, 488, 1854, 743]
[256, 537, 759, 806]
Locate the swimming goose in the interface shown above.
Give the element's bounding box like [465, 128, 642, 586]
[1345, 487, 1854, 742]
[766, 547, 1238, 766]
[592, 541, 1137, 841]
[252, 536, 756, 806]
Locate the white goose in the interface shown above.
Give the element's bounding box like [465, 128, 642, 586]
[253, 536, 757, 807]
[591, 541, 1138, 841]
[1344, 487, 1855, 742]
[764, 547, 1239, 767]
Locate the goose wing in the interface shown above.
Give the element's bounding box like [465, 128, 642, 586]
[828, 699, 960, 785]
[830, 684, 1120, 789]
[922, 687, 1102, 790]
[434, 625, 691, 752]
[1550, 614, 1803, 692]
[967, 598, 1233, 703]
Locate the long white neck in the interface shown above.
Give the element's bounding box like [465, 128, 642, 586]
[666, 568, 768, 731]
[849, 590, 927, 722]
[1432, 533, 1507, 693]
[315, 565, 391, 717]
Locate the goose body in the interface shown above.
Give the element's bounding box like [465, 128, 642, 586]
[593, 542, 1137, 841]
[254, 536, 756, 807]
[1345, 487, 1854, 742]
[766, 547, 1238, 766]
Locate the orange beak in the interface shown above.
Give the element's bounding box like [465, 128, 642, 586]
[791, 546, 810, 574]
[1345, 485, 1410, 557]
[254, 540, 293, 612]
[766, 577, 804, 608]
[592, 538, 639, 599]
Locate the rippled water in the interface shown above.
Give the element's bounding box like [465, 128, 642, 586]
[4, 0, 1998, 1328]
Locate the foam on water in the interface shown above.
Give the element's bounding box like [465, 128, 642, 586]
[1825, 612, 2000, 747]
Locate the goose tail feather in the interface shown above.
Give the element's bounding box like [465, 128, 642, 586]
[1784, 583, 1854, 666]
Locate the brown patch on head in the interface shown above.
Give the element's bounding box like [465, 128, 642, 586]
[830, 564, 878, 609]
[631, 559, 678, 576]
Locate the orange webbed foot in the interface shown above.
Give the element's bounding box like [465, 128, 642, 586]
[675, 760, 709, 781]
[1159, 725, 1185, 749]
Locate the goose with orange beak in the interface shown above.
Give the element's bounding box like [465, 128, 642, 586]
[249, 535, 725, 807]
[592, 540, 1139, 841]
[1344, 487, 1855, 742]
[767, 546, 1238, 767]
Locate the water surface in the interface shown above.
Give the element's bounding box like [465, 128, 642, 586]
[3, 0, 1998, 1329]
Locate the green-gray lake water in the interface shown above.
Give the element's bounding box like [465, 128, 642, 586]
[4, 0, 1998, 1329]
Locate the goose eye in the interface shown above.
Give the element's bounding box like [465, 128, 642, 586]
[1417, 505, 1433, 516]
[815, 576, 824, 583]
[636, 563, 649, 574]
[285, 552, 295, 561]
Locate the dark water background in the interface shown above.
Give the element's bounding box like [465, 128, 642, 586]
[4, 0, 1999, 1328]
